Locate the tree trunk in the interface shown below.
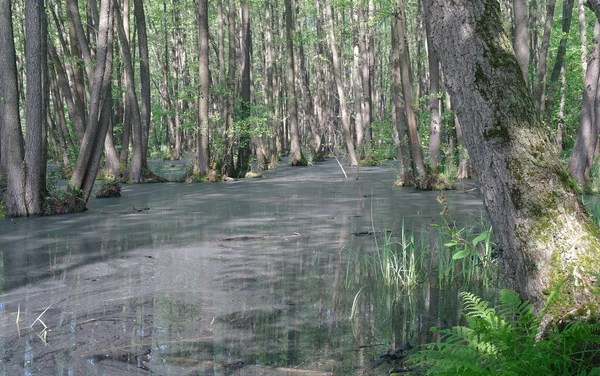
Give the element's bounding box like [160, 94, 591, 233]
[69, 0, 114, 203]
[114, 0, 143, 183]
[513, 0, 529, 86]
[396, 0, 426, 180]
[391, 6, 413, 185]
[544, 0, 575, 123]
[579, 0, 588, 77]
[326, 0, 358, 166]
[285, 0, 304, 166]
[0, 0, 27, 216]
[424, 0, 600, 316]
[24, 0, 47, 215]
[532, 0, 557, 114]
[425, 8, 441, 171]
[134, 0, 151, 172]
[569, 22, 600, 186]
[195, 0, 210, 175]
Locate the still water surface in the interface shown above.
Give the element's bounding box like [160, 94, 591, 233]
[0, 160, 489, 375]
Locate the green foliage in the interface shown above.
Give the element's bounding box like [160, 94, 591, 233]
[433, 193, 497, 287]
[409, 289, 600, 375]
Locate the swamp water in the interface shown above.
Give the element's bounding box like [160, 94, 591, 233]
[0, 160, 490, 375]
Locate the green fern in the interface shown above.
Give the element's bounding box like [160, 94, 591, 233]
[408, 289, 600, 375]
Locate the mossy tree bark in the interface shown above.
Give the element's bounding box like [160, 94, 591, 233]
[424, 0, 600, 317]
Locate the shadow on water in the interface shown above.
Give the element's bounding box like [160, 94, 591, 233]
[0, 159, 491, 375]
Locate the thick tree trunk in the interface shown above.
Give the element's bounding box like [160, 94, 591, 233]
[424, 0, 600, 316]
[24, 0, 47, 215]
[195, 0, 210, 175]
[0, 0, 27, 216]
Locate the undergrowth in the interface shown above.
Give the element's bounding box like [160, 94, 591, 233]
[408, 289, 600, 375]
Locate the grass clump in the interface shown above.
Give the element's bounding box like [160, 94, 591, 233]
[408, 289, 600, 375]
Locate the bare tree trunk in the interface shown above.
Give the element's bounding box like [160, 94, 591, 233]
[69, 0, 114, 203]
[532, 0, 557, 114]
[513, 0, 529, 86]
[544, 0, 575, 123]
[195, 0, 210, 174]
[114, 0, 143, 182]
[425, 8, 441, 171]
[0, 0, 27, 216]
[24, 0, 47, 215]
[134, 0, 151, 172]
[391, 6, 413, 185]
[396, 0, 426, 180]
[569, 22, 600, 186]
[579, 0, 588, 77]
[284, 0, 305, 165]
[326, 0, 358, 166]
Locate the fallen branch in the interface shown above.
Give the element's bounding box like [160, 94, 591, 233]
[217, 232, 301, 242]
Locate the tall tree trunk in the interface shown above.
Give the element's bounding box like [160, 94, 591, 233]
[24, 0, 47, 215]
[326, 1, 358, 166]
[0, 0, 27, 216]
[225, 4, 237, 176]
[532, 0, 557, 114]
[114, 0, 143, 182]
[579, 0, 588, 76]
[285, 0, 304, 165]
[569, 22, 600, 186]
[396, 0, 426, 180]
[134, 0, 151, 172]
[544, 0, 575, 123]
[424, 0, 600, 316]
[69, 0, 114, 203]
[195, 0, 210, 174]
[391, 6, 413, 185]
[360, 0, 373, 147]
[513, 0, 529, 86]
[425, 8, 441, 171]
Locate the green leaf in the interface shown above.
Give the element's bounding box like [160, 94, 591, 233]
[472, 231, 489, 247]
[452, 249, 470, 260]
[444, 241, 457, 247]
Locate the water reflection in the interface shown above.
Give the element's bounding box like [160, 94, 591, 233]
[0, 160, 489, 375]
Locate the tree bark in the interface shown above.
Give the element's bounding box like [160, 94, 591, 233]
[396, 0, 426, 180]
[285, 0, 304, 165]
[532, 0, 557, 114]
[195, 0, 210, 174]
[24, 0, 47, 215]
[69, 0, 114, 202]
[134, 0, 151, 172]
[544, 0, 575, 123]
[0, 0, 27, 216]
[569, 22, 600, 186]
[513, 0, 529, 86]
[424, 8, 441, 171]
[326, 0, 358, 166]
[114, 0, 143, 182]
[424, 0, 600, 316]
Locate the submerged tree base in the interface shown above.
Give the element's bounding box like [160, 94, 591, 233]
[415, 174, 455, 191]
[96, 182, 121, 198]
